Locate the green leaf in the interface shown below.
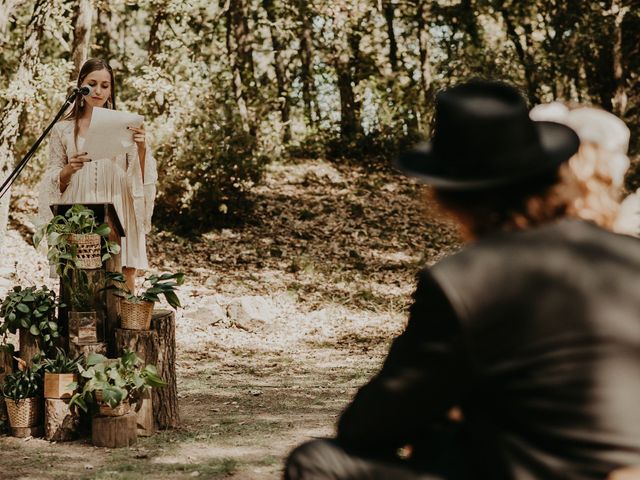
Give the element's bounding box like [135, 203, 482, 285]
[48, 321, 58, 331]
[16, 303, 29, 313]
[20, 319, 29, 329]
[164, 291, 181, 309]
[29, 325, 40, 336]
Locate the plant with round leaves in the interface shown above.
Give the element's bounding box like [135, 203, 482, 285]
[0, 286, 61, 355]
[69, 350, 166, 413]
[106, 271, 185, 309]
[33, 204, 120, 280]
[2, 362, 43, 401]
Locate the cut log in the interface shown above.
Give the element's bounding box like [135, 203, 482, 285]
[92, 412, 137, 448]
[135, 391, 154, 436]
[115, 309, 179, 429]
[19, 328, 41, 366]
[0, 348, 12, 376]
[69, 341, 107, 359]
[45, 399, 79, 441]
[150, 310, 179, 429]
[11, 425, 43, 438]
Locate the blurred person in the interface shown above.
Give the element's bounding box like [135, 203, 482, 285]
[38, 58, 157, 292]
[529, 101, 638, 236]
[284, 81, 640, 480]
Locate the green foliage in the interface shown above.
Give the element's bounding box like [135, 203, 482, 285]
[2, 363, 43, 400]
[69, 269, 103, 312]
[69, 350, 166, 412]
[41, 348, 82, 374]
[0, 286, 60, 354]
[107, 272, 185, 309]
[33, 205, 120, 280]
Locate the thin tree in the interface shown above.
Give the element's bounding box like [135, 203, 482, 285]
[262, 0, 292, 143]
[69, 0, 93, 80]
[0, 0, 51, 248]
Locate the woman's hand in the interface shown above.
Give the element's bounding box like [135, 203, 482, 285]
[129, 125, 147, 182]
[128, 125, 146, 150]
[59, 152, 91, 192]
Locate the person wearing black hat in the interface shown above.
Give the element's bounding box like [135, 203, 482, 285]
[283, 81, 640, 480]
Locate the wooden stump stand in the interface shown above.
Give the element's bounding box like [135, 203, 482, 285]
[69, 341, 107, 359]
[92, 412, 137, 448]
[0, 350, 11, 427]
[19, 329, 40, 366]
[115, 310, 179, 430]
[45, 399, 79, 441]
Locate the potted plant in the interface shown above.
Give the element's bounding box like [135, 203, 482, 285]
[33, 204, 120, 275]
[0, 286, 61, 363]
[42, 348, 82, 399]
[69, 350, 166, 417]
[2, 361, 43, 430]
[68, 269, 101, 345]
[108, 272, 185, 330]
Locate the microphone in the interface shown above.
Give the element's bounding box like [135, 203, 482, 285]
[76, 85, 92, 96]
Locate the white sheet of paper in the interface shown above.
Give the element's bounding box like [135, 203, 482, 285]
[82, 107, 144, 160]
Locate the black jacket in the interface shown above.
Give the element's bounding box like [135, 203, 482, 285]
[337, 220, 640, 479]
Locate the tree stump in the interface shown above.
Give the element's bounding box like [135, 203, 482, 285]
[92, 412, 137, 448]
[114, 309, 179, 429]
[69, 341, 107, 359]
[19, 328, 41, 366]
[0, 350, 11, 427]
[45, 399, 79, 441]
[135, 391, 154, 436]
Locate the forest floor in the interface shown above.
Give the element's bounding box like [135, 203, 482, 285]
[0, 157, 459, 479]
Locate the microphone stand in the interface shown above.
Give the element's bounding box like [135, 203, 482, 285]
[0, 88, 81, 200]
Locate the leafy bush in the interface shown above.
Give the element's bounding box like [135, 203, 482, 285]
[153, 95, 269, 232]
[69, 350, 166, 412]
[2, 363, 43, 400]
[41, 348, 82, 374]
[0, 286, 60, 354]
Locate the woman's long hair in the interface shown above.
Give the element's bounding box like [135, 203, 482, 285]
[62, 58, 116, 147]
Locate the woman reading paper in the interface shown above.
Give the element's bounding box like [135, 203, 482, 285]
[38, 58, 157, 293]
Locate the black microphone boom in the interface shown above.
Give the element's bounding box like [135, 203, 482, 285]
[0, 88, 81, 200]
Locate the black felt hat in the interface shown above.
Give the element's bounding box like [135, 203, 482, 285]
[395, 81, 580, 190]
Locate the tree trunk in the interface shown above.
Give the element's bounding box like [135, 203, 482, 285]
[93, 4, 113, 60]
[115, 310, 179, 430]
[263, 0, 291, 142]
[69, 0, 93, 80]
[611, 2, 629, 116]
[148, 8, 167, 67]
[416, 0, 433, 131]
[499, 8, 540, 104]
[44, 398, 79, 441]
[19, 328, 41, 366]
[382, 1, 398, 72]
[298, 0, 318, 127]
[92, 412, 137, 448]
[335, 49, 359, 139]
[225, 6, 253, 135]
[0, 0, 50, 249]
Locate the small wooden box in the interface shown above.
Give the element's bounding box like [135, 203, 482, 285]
[44, 373, 77, 399]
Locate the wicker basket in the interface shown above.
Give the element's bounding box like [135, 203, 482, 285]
[120, 300, 154, 330]
[4, 397, 39, 428]
[68, 233, 102, 269]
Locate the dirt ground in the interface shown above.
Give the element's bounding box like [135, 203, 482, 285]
[0, 158, 459, 479]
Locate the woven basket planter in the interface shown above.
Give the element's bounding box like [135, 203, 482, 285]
[68, 233, 102, 269]
[120, 300, 154, 330]
[4, 397, 39, 428]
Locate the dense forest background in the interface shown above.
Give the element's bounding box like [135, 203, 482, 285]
[0, 0, 639, 235]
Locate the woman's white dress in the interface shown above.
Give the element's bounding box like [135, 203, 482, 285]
[38, 120, 157, 270]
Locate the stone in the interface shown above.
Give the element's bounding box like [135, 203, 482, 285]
[226, 296, 276, 331]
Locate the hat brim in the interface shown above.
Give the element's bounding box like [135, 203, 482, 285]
[394, 121, 580, 190]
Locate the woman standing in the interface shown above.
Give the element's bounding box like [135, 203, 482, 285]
[39, 58, 157, 293]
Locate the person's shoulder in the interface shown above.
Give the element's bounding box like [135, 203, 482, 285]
[53, 120, 73, 135]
